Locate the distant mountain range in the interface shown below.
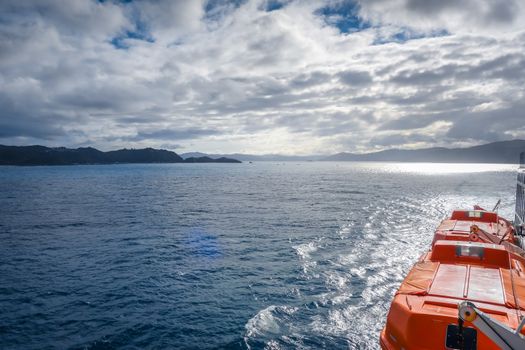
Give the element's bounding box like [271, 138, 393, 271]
[323, 140, 525, 163]
[0, 145, 241, 165]
[183, 140, 525, 164]
[2, 140, 524, 165]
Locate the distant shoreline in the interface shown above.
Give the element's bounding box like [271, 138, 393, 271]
[0, 145, 241, 166]
[0, 160, 520, 167]
[2, 139, 525, 165]
[183, 139, 525, 164]
[0, 162, 244, 167]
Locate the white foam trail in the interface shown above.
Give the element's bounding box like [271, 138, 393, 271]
[293, 241, 320, 274]
[325, 272, 348, 289]
[293, 241, 317, 260]
[245, 306, 280, 338]
[244, 305, 298, 338]
[265, 339, 282, 350]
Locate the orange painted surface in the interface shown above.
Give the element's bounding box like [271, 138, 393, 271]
[380, 208, 525, 349]
[432, 209, 517, 246]
[450, 209, 498, 223]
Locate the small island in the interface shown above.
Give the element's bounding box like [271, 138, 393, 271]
[0, 145, 241, 165]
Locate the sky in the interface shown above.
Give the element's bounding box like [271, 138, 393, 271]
[0, 0, 524, 155]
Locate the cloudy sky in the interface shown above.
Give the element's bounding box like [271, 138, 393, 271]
[1, 0, 524, 155]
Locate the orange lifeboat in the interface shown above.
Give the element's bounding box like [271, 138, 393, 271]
[432, 208, 518, 247]
[380, 237, 525, 349]
[381, 155, 525, 349]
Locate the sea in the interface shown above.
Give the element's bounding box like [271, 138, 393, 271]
[0, 162, 518, 349]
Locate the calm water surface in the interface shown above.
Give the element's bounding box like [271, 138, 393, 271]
[0, 162, 517, 349]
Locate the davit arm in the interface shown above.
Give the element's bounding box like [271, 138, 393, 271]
[458, 301, 525, 350]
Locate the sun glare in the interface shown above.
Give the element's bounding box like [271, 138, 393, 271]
[378, 162, 517, 174]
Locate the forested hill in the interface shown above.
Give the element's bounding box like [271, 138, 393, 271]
[0, 145, 241, 165]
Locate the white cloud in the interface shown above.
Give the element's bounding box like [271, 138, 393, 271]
[134, 0, 206, 43]
[358, 0, 525, 34]
[0, 0, 524, 154]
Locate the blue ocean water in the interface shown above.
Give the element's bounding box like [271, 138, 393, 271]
[0, 162, 518, 349]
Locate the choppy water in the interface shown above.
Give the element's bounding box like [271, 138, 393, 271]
[0, 162, 517, 349]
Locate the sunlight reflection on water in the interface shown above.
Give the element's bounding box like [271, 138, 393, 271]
[356, 162, 516, 175]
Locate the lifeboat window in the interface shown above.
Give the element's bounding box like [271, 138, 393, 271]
[456, 245, 484, 259]
[468, 211, 482, 218]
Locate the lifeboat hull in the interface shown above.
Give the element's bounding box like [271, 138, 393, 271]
[381, 209, 525, 349]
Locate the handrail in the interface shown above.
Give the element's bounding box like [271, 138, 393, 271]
[516, 152, 525, 236]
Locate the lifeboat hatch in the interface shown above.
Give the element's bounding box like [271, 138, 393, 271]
[468, 211, 482, 218]
[445, 324, 477, 350]
[456, 245, 484, 259]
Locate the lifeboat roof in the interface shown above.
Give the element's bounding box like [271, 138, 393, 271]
[396, 241, 525, 310]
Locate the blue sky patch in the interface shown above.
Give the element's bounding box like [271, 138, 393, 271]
[315, 0, 371, 34]
[111, 30, 154, 49]
[373, 28, 450, 45]
[264, 0, 289, 12]
[204, 0, 247, 22]
[110, 12, 154, 49]
[205, 0, 247, 12]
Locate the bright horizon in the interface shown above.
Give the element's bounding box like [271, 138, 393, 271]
[2, 138, 523, 158]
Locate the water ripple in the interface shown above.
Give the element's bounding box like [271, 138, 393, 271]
[0, 162, 516, 349]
